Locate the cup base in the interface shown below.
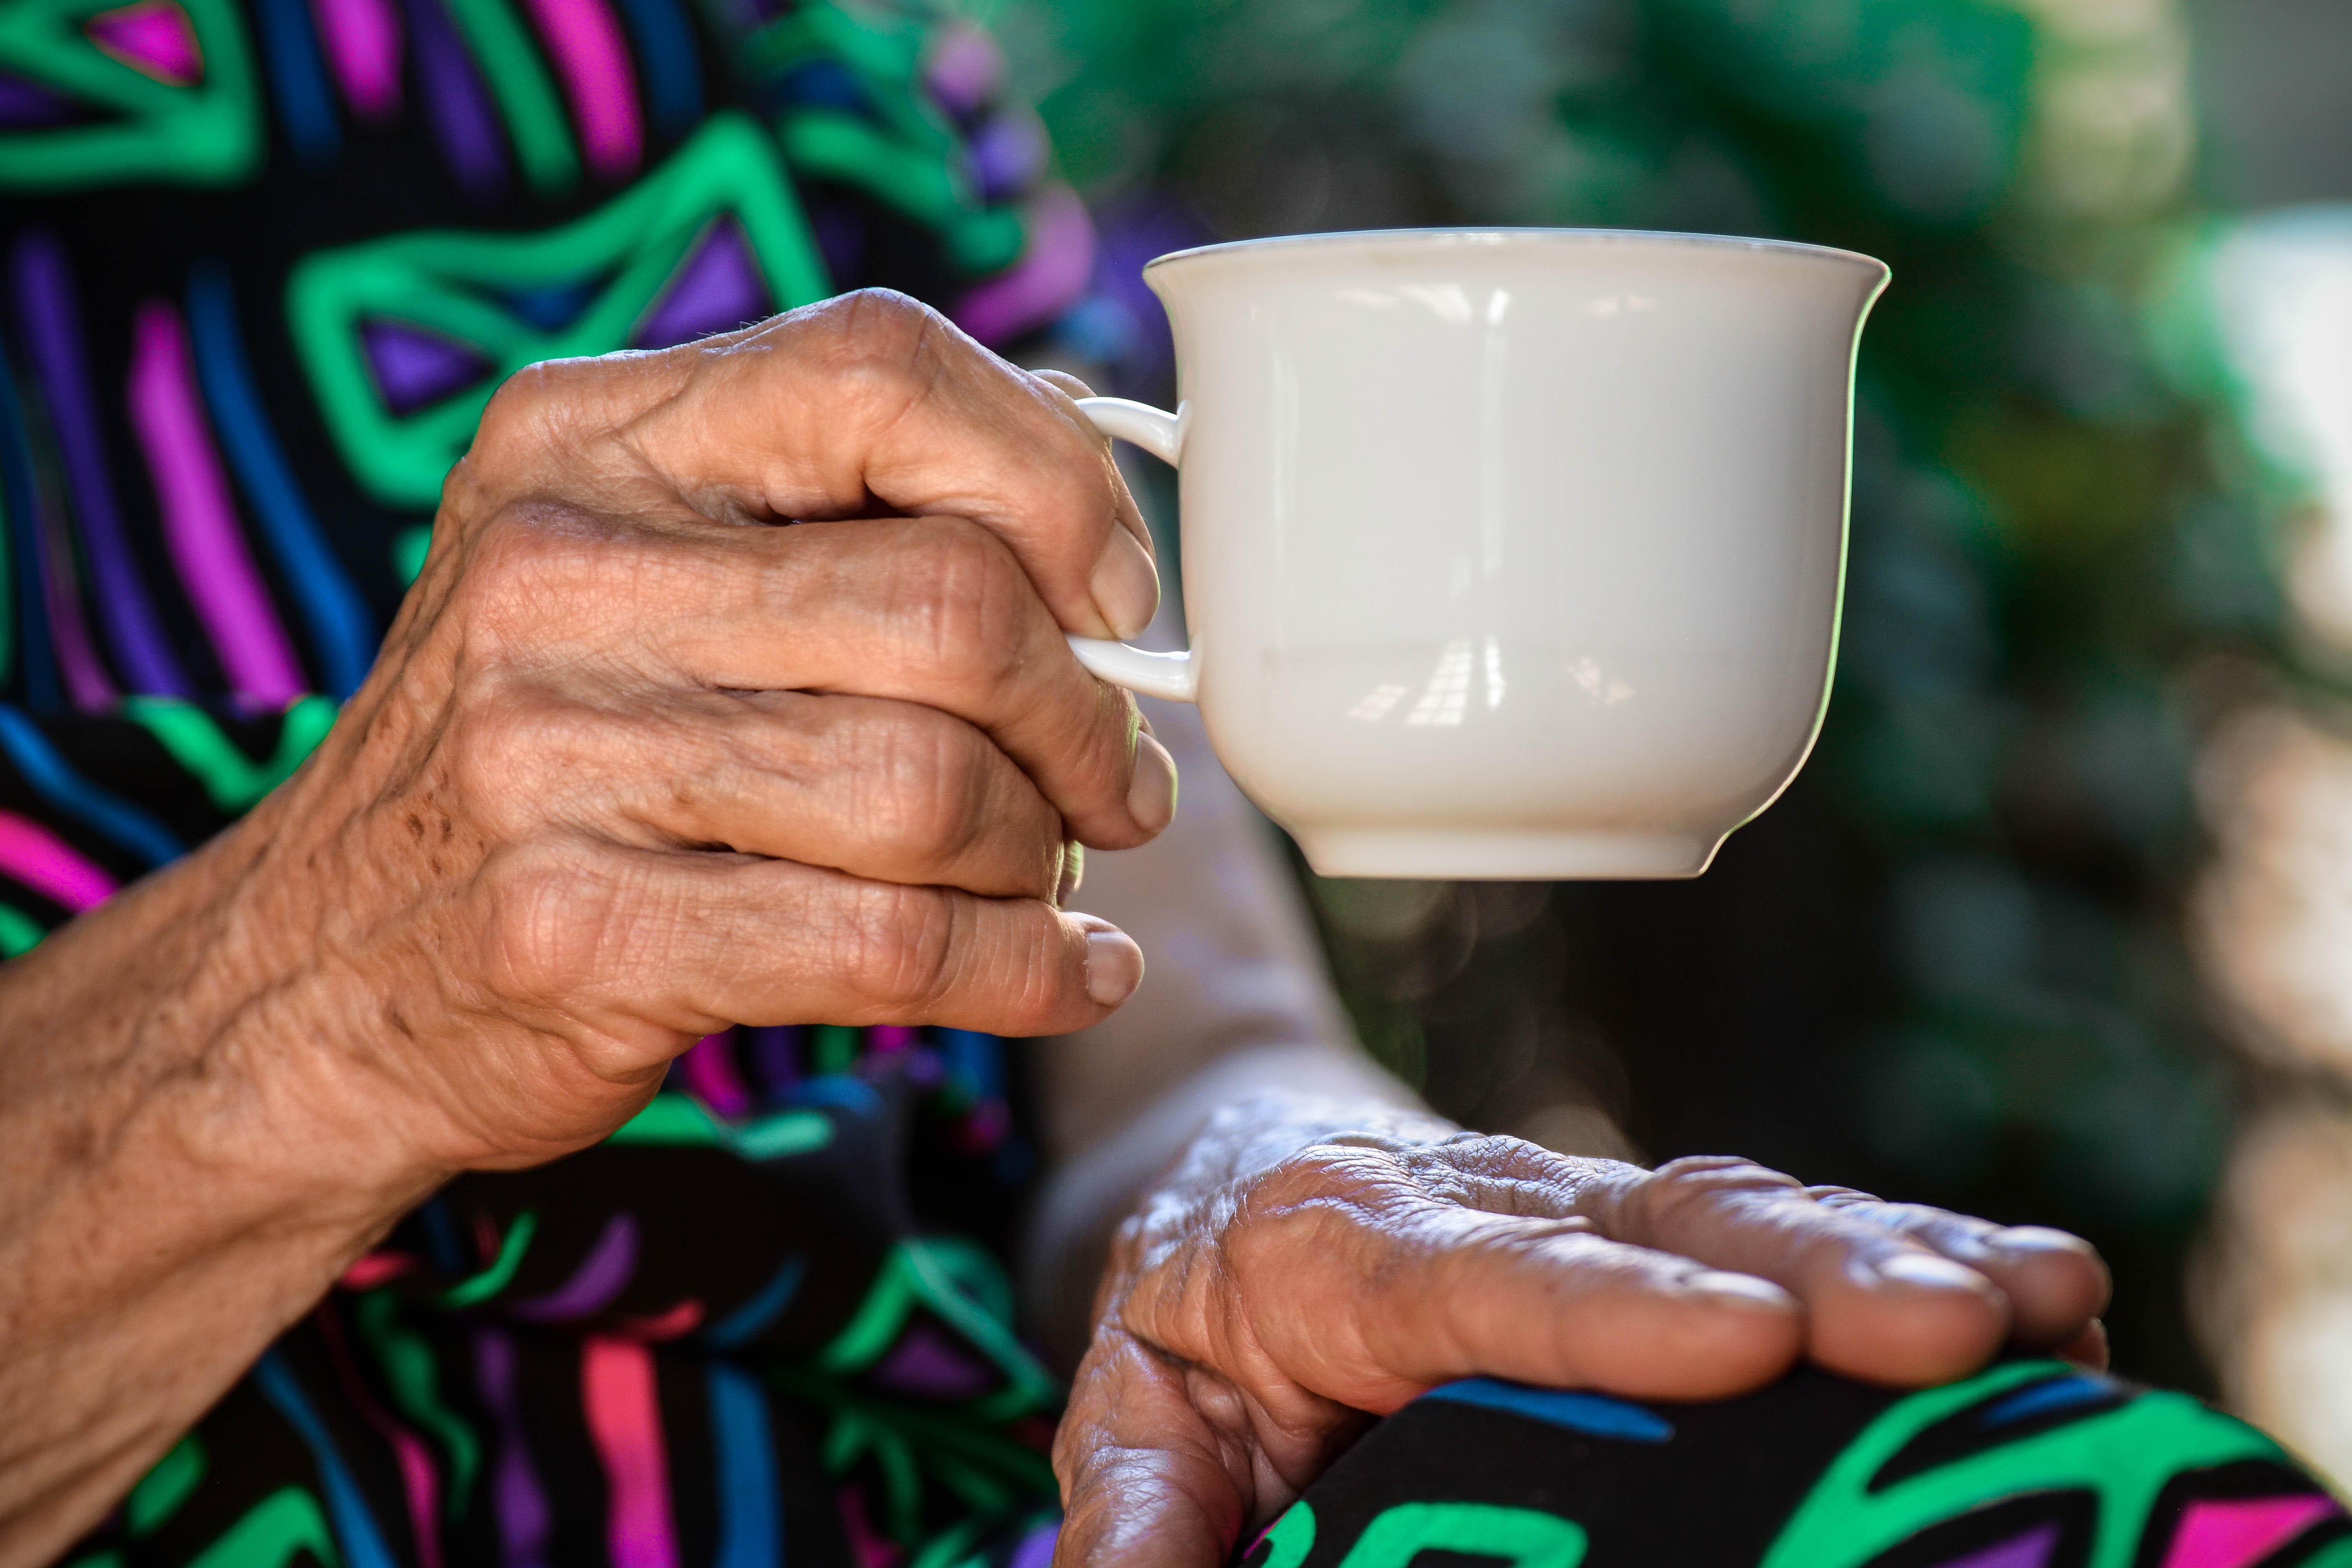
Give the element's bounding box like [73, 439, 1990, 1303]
[1295, 827, 1720, 881]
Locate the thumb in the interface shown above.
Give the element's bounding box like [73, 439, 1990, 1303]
[1054, 1335, 1250, 1568]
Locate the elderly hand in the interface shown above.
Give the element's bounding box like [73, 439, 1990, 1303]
[1052, 1100, 2111, 1568]
[155, 290, 1173, 1177]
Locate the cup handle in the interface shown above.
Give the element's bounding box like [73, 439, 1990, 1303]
[1066, 396, 1197, 704]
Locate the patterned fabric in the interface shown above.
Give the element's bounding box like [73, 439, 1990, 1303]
[8, 2, 2347, 1566]
[1255, 1362, 2352, 1568]
[4, 0, 1083, 1563]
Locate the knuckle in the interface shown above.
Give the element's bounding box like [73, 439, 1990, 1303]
[855, 710, 995, 864]
[903, 520, 1031, 685]
[475, 838, 633, 1008]
[1630, 1155, 1803, 1228]
[831, 880, 959, 1011]
[805, 288, 948, 405]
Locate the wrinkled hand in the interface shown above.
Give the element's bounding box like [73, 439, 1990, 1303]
[195, 290, 1172, 1176]
[1054, 1104, 2110, 1568]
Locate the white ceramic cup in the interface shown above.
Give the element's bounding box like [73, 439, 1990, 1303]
[1068, 228, 1889, 880]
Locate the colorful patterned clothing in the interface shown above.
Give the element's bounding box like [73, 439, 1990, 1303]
[4, 0, 1082, 1562]
[1260, 1362, 2351, 1568]
[3, 0, 2346, 1566]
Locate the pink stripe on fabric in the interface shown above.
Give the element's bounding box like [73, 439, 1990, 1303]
[519, 0, 640, 178]
[125, 301, 305, 704]
[310, 1304, 445, 1568]
[311, 0, 402, 116]
[582, 1337, 678, 1568]
[0, 809, 115, 911]
[953, 185, 1095, 346]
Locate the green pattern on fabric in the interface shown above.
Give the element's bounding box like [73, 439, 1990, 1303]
[1260, 1502, 1316, 1568]
[817, 1238, 1058, 1423]
[127, 1433, 207, 1538]
[286, 112, 831, 509]
[0, 902, 46, 957]
[768, 1366, 1058, 1547]
[1342, 1504, 1586, 1568]
[392, 526, 431, 588]
[441, 1210, 537, 1306]
[437, 0, 580, 195]
[1761, 1361, 2296, 1568]
[122, 696, 336, 813]
[0, 0, 261, 190]
[354, 1292, 482, 1520]
[605, 1090, 833, 1158]
[812, 1024, 860, 1075]
[722, 0, 1024, 275]
[185, 1487, 339, 1568]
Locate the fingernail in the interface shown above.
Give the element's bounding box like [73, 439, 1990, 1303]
[1990, 1226, 2092, 1258]
[1686, 1271, 1795, 1311]
[1873, 1252, 1993, 1292]
[1056, 841, 1085, 905]
[1089, 527, 1160, 640]
[1128, 733, 1177, 832]
[1083, 928, 1144, 1007]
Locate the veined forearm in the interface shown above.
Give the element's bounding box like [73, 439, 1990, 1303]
[0, 819, 442, 1568]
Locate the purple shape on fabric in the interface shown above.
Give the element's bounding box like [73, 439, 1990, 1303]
[0, 71, 79, 125]
[923, 24, 999, 119]
[8, 231, 191, 696]
[1087, 195, 1202, 389]
[474, 1328, 553, 1568]
[401, 0, 508, 198]
[810, 201, 862, 287]
[1007, 1522, 1057, 1568]
[868, 1321, 998, 1401]
[362, 320, 492, 414]
[953, 186, 1095, 348]
[508, 1211, 639, 1322]
[1932, 1524, 2062, 1568]
[742, 1025, 803, 1103]
[678, 1030, 752, 1119]
[86, 0, 203, 84]
[632, 221, 767, 349]
[967, 111, 1046, 203]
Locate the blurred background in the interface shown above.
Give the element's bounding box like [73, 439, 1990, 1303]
[952, 0, 2352, 1480]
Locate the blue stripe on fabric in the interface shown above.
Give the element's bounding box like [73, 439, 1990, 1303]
[187, 265, 377, 698]
[937, 1029, 1003, 1100]
[251, 1350, 403, 1568]
[704, 1253, 805, 1351]
[785, 1075, 881, 1116]
[0, 706, 183, 865]
[0, 333, 58, 709]
[605, 0, 701, 138]
[1979, 1374, 2119, 1429]
[1419, 1379, 1675, 1443]
[251, 0, 342, 165]
[706, 1364, 781, 1568]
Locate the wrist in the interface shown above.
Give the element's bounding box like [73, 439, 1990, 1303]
[0, 801, 452, 1256]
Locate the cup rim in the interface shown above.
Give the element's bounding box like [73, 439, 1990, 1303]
[1142, 226, 1889, 280]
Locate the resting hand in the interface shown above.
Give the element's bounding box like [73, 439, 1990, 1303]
[1053, 1100, 2110, 1568]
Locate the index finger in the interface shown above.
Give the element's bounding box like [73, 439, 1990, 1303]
[620, 290, 1160, 640]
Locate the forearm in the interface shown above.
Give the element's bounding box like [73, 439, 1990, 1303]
[0, 805, 443, 1568]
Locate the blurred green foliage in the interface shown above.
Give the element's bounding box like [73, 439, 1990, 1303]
[986, 0, 2268, 1388]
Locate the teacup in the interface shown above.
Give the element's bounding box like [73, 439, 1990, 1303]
[1069, 228, 1889, 880]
